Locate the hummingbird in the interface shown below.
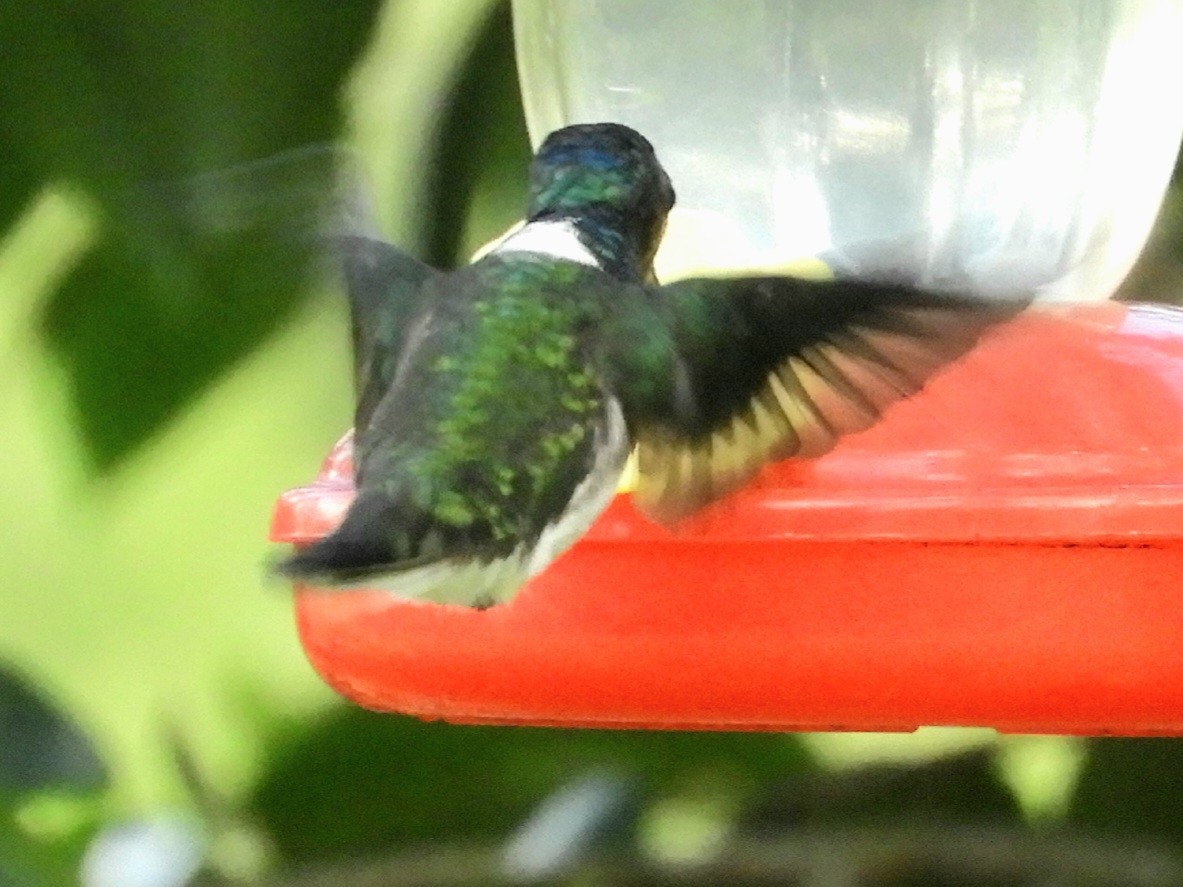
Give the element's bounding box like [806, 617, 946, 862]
[276, 122, 1024, 606]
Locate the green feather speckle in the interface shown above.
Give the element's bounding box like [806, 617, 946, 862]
[403, 261, 602, 540]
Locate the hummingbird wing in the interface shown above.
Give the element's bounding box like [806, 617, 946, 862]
[167, 145, 437, 432]
[608, 275, 1028, 524]
[302, 152, 438, 433]
[341, 234, 436, 433]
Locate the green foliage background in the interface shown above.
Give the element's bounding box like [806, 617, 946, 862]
[2, 2, 1183, 885]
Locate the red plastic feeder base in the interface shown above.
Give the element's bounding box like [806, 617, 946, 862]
[272, 302, 1183, 734]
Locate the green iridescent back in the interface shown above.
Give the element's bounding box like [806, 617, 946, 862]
[357, 257, 613, 546]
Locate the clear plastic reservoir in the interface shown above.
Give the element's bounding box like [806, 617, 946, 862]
[513, 0, 1183, 299]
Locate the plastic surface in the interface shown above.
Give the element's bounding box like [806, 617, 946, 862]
[274, 302, 1183, 733]
[513, 0, 1183, 298]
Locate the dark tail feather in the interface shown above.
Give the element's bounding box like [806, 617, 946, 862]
[274, 492, 403, 585]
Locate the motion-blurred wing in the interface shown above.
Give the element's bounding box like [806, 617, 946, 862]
[610, 275, 1027, 524]
[170, 145, 436, 431]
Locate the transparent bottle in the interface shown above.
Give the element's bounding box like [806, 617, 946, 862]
[513, 0, 1183, 299]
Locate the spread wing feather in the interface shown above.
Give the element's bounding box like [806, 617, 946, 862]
[607, 275, 1027, 524]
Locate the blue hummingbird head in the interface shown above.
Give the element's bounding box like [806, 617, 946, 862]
[525, 123, 676, 272]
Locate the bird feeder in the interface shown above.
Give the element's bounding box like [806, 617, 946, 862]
[273, 0, 1183, 732]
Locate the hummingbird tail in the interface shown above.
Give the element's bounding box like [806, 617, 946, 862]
[274, 491, 406, 586]
[273, 490, 530, 606]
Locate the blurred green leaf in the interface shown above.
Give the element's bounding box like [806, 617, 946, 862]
[248, 708, 810, 864]
[0, 664, 104, 795]
[0, 153, 39, 240]
[741, 749, 1021, 834]
[0, 1, 382, 201]
[1069, 738, 1183, 847]
[0, 0, 382, 469]
[0, 797, 104, 887]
